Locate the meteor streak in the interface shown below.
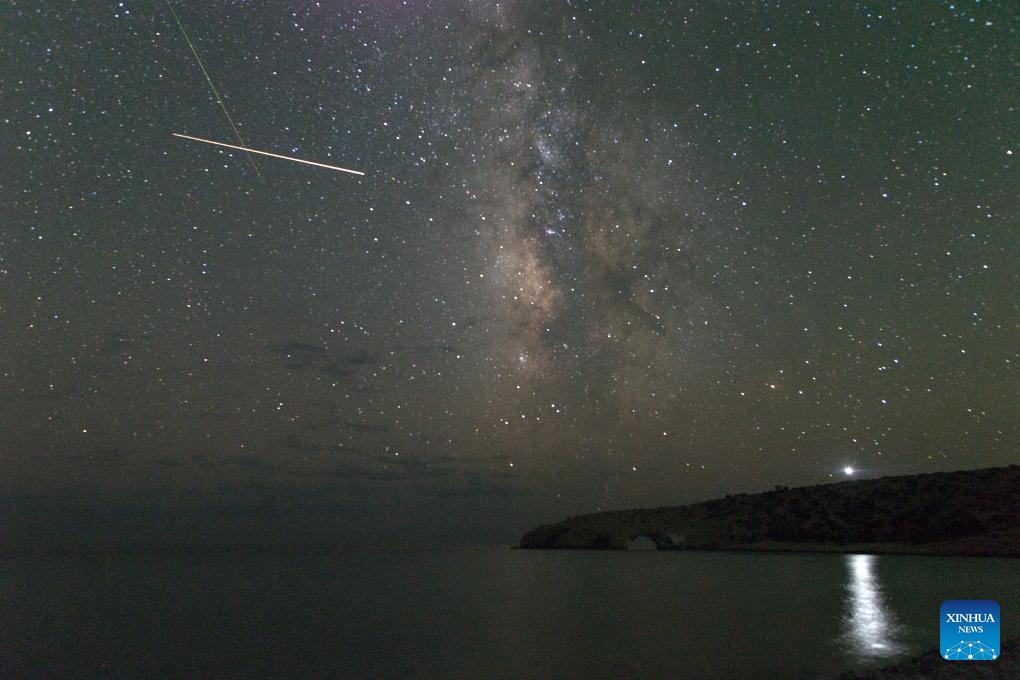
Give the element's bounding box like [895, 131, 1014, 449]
[166, 0, 260, 177]
[173, 133, 365, 176]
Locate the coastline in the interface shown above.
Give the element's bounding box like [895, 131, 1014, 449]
[515, 538, 1020, 558]
[518, 465, 1020, 556]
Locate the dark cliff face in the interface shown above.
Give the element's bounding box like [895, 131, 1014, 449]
[519, 465, 1020, 555]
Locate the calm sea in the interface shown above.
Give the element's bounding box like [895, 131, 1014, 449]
[1, 546, 1016, 678]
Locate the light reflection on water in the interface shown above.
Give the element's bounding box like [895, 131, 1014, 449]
[841, 554, 906, 661]
[8, 548, 1020, 678]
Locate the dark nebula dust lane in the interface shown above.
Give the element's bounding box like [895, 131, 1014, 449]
[1, 1, 1016, 545]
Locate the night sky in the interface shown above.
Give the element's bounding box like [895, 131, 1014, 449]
[2, 1, 1016, 545]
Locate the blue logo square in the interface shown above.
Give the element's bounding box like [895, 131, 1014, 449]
[941, 600, 999, 661]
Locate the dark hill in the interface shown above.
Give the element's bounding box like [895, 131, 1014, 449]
[519, 465, 1020, 556]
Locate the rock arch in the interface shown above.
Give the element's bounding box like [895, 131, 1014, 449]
[627, 535, 658, 550]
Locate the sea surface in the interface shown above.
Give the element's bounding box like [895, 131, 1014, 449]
[2, 546, 1017, 679]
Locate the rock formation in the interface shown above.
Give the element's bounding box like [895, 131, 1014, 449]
[519, 465, 1020, 556]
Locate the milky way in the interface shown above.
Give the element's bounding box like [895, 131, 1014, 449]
[440, 6, 717, 433]
[1, 1, 1016, 544]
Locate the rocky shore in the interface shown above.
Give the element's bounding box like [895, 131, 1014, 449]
[519, 465, 1020, 556]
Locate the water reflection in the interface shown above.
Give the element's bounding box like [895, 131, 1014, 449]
[840, 554, 905, 661]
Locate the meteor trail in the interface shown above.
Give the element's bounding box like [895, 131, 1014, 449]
[173, 133, 366, 176]
[166, 0, 260, 177]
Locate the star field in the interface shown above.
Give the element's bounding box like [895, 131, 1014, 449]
[1, 1, 1016, 545]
